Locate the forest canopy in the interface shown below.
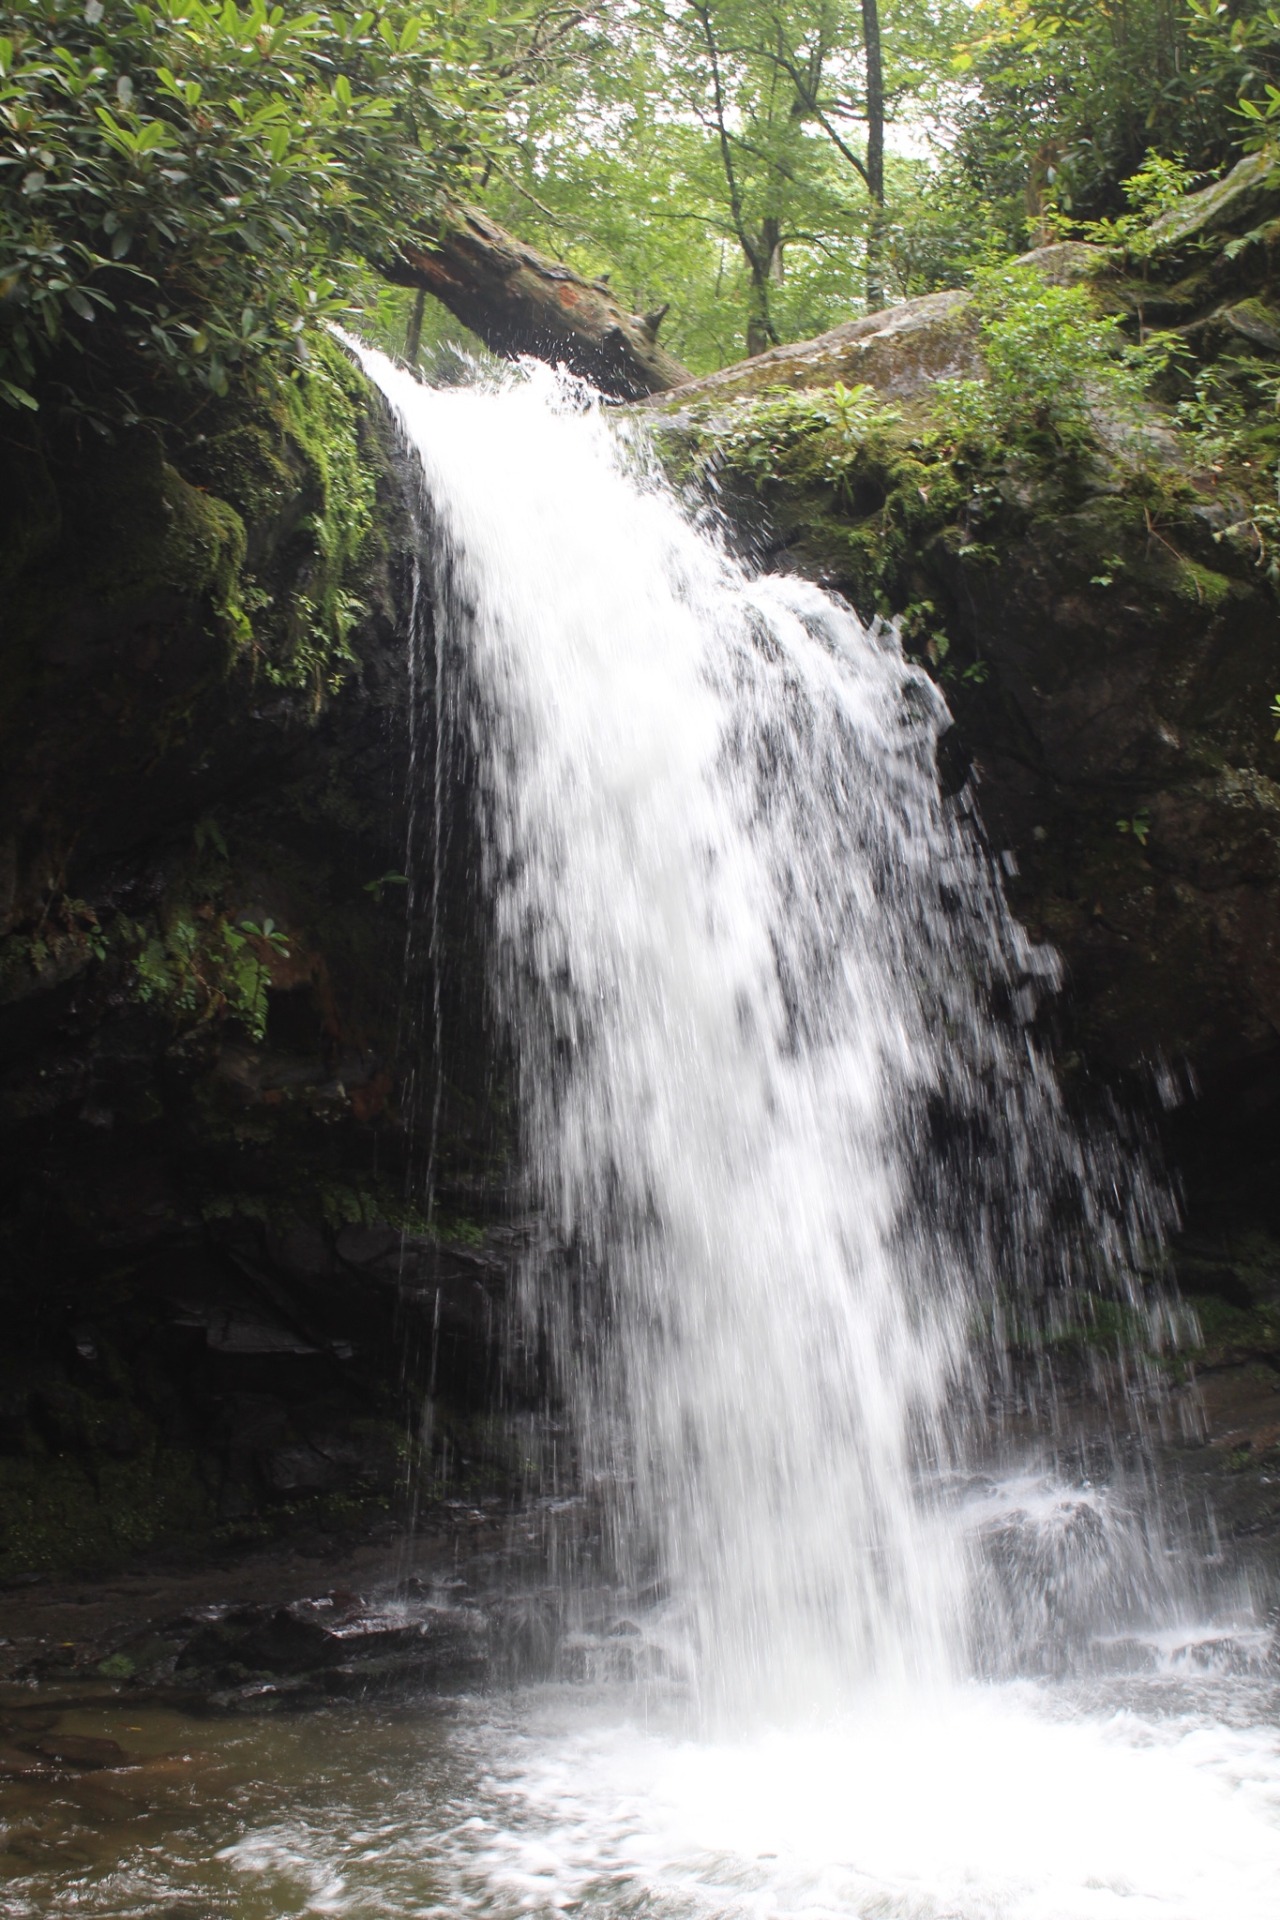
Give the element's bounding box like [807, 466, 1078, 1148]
[4, 0, 1280, 419]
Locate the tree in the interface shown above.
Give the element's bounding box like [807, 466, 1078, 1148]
[950, 0, 1269, 237]
[680, 0, 843, 355]
[385, 203, 690, 395]
[862, 0, 885, 305]
[478, 0, 968, 366]
[0, 0, 582, 418]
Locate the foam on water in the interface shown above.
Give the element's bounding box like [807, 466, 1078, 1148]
[438, 1687, 1280, 1920]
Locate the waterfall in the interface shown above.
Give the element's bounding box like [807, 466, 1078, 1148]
[356, 347, 1189, 1716]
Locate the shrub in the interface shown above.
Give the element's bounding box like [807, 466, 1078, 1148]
[0, 0, 508, 422]
[934, 264, 1146, 452]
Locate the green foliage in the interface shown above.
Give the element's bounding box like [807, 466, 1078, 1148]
[1070, 150, 1204, 253]
[263, 337, 375, 693]
[128, 903, 289, 1040]
[933, 264, 1145, 452]
[362, 869, 409, 903]
[952, 0, 1258, 238]
[0, 0, 514, 421]
[879, 171, 1012, 300]
[96, 1652, 138, 1679]
[1187, 0, 1280, 151]
[1166, 347, 1280, 585]
[151, 328, 378, 694]
[0, 893, 108, 999]
[674, 235, 1257, 650]
[713, 379, 900, 490]
[484, 0, 975, 370]
[693, 377, 967, 614]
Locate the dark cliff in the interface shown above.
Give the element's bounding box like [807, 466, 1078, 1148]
[0, 341, 512, 1577]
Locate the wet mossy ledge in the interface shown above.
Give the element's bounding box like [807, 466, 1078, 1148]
[0, 332, 518, 1581]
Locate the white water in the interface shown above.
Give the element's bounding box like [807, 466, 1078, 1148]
[347, 346, 1280, 1918]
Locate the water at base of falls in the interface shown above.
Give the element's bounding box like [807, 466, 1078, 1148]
[68, 341, 1268, 1920]
[7, 1679, 1278, 1919]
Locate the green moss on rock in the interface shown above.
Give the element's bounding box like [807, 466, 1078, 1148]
[186, 333, 379, 699]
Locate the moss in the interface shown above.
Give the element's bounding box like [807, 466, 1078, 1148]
[1171, 555, 1236, 607]
[0, 430, 248, 714]
[1, 327, 381, 744]
[187, 332, 378, 701]
[1147, 150, 1274, 253]
[1000, 1293, 1154, 1360]
[0, 1432, 406, 1581]
[1179, 1294, 1280, 1366]
[0, 1442, 214, 1581]
[681, 386, 977, 617]
[99, 455, 245, 617]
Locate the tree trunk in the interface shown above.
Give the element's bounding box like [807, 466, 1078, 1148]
[745, 218, 783, 357]
[746, 289, 772, 359]
[861, 0, 886, 311]
[385, 207, 689, 400]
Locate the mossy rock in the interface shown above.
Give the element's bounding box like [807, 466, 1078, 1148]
[1147, 150, 1278, 254]
[651, 287, 979, 413]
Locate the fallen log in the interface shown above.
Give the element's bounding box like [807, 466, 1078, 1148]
[386, 206, 689, 400]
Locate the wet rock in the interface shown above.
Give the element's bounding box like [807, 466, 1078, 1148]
[652, 287, 978, 412]
[1147, 149, 1276, 252]
[175, 1605, 345, 1680]
[167, 1592, 494, 1700]
[649, 242, 1102, 417]
[16, 1732, 132, 1771]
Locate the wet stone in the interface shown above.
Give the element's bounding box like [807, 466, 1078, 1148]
[175, 1605, 344, 1680]
[12, 1732, 131, 1771]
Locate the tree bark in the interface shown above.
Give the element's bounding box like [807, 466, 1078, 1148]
[746, 215, 784, 357]
[861, 0, 886, 311]
[385, 206, 689, 400]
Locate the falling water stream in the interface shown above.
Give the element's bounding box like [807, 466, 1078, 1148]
[383, 350, 1182, 1710]
[5, 356, 1279, 1919]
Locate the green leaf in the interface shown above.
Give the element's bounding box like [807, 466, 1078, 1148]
[0, 378, 39, 411]
[133, 119, 173, 153]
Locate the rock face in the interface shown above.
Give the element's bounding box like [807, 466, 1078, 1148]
[653, 152, 1280, 1162]
[658, 287, 978, 407]
[0, 342, 519, 1579]
[649, 244, 1098, 414]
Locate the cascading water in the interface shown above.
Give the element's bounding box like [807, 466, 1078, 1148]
[360, 345, 1179, 1698]
[331, 344, 1280, 1920]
